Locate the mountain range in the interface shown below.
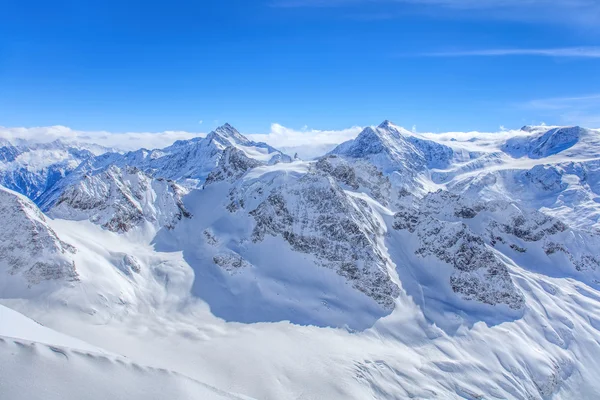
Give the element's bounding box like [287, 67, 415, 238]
[1, 121, 600, 399]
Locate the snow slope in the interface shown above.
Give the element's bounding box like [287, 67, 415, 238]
[0, 305, 252, 400]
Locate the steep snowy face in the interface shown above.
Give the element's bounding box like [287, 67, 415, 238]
[0, 305, 250, 400]
[0, 140, 21, 162]
[330, 120, 454, 192]
[313, 155, 392, 206]
[111, 123, 291, 188]
[165, 148, 599, 328]
[502, 126, 586, 159]
[0, 186, 78, 291]
[387, 188, 600, 335]
[48, 165, 191, 233]
[246, 171, 400, 310]
[0, 140, 104, 203]
[204, 146, 264, 185]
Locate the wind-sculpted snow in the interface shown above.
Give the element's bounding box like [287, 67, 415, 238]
[49, 165, 191, 232]
[0, 186, 78, 288]
[0, 305, 252, 400]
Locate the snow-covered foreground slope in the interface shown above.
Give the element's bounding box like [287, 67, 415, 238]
[7, 240, 600, 399]
[2, 121, 600, 399]
[0, 305, 253, 400]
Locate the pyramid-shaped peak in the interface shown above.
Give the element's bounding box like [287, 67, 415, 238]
[209, 123, 251, 145]
[378, 120, 395, 129]
[219, 122, 236, 130]
[376, 121, 417, 138]
[215, 123, 240, 135]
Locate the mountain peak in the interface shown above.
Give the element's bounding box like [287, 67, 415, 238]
[214, 123, 239, 135]
[209, 123, 251, 146]
[378, 120, 394, 129]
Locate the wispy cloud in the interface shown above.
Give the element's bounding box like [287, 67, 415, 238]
[420, 47, 600, 58]
[522, 94, 600, 128]
[273, 0, 600, 24]
[524, 94, 600, 110]
[275, 0, 597, 10]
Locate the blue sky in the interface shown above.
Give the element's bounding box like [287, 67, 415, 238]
[1, 0, 599, 135]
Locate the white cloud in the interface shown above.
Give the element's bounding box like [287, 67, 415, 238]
[247, 123, 363, 159]
[421, 47, 600, 58]
[0, 125, 203, 152]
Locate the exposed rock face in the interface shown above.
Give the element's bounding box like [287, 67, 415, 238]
[395, 190, 600, 289]
[247, 172, 400, 310]
[49, 166, 191, 233]
[213, 253, 253, 274]
[205, 147, 264, 185]
[486, 204, 600, 276]
[312, 155, 392, 206]
[393, 202, 525, 310]
[110, 253, 143, 277]
[497, 210, 568, 242]
[0, 186, 78, 285]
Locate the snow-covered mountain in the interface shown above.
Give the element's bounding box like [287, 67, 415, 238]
[0, 186, 78, 294]
[0, 139, 113, 204]
[33, 123, 292, 216]
[49, 165, 191, 233]
[3, 121, 600, 399]
[330, 120, 456, 193]
[106, 123, 292, 188]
